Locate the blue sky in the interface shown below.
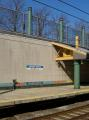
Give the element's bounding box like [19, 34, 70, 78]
[24, 0, 89, 26]
[1, 0, 89, 26]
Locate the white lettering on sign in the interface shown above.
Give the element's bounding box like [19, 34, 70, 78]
[26, 65, 44, 70]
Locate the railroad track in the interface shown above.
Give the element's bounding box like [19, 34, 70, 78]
[1, 100, 89, 120]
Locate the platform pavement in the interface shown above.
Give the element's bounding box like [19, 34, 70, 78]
[0, 85, 89, 107]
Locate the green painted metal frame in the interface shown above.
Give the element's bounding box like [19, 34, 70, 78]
[59, 19, 64, 43]
[81, 26, 85, 48]
[74, 60, 80, 89]
[27, 7, 32, 35]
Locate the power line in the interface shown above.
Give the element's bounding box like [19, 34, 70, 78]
[57, 0, 89, 16]
[33, 0, 89, 23]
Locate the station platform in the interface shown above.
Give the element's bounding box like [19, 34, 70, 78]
[0, 85, 89, 108]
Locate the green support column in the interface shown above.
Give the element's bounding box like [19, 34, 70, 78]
[81, 26, 85, 48]
[74, 60, 80, 89]
[59, 18, 64, 43]
[27, 7, 32, 35]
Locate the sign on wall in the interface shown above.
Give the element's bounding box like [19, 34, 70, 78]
[26, 64, 44, 70]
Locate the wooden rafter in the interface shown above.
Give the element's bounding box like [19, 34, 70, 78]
[51, 42, 87, 61]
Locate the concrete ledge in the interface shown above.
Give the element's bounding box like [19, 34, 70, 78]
[0, 85, 89, 107]
[0, 29, 57, 43]
[13, 88, 89, 105]
[0, 100, 14, 107]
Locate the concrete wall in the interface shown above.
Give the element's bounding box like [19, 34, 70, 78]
[0, 32, 89, 85]
[81, 62, 89, 83]
[0, 32, 73, 84]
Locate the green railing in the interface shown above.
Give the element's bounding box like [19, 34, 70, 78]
[0, 6, 89, 49]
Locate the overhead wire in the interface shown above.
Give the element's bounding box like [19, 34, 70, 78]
[57, 0, 89, 16]
[33, 0, 89, 23]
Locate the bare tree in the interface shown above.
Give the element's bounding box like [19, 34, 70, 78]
[59, 13, 69, 25]
[50, 14, 69, 40]
[74, 20, 89, 32]
[33, 7, 51, 36]
[0, 0, 25, 32]
[49, 17, 59, 40]
[9, 0, 25, 31]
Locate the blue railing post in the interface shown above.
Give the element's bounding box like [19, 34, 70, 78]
[59, 18, 64, 43]
[81, 26, 85, 48]
[27, 7, 32, 35]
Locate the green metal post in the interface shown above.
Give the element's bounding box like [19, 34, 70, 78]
[59, 19, 64, 43]
[81, 26, 85, 48]
[74, 60, 80, 89]
[27, 7, 32, 35]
